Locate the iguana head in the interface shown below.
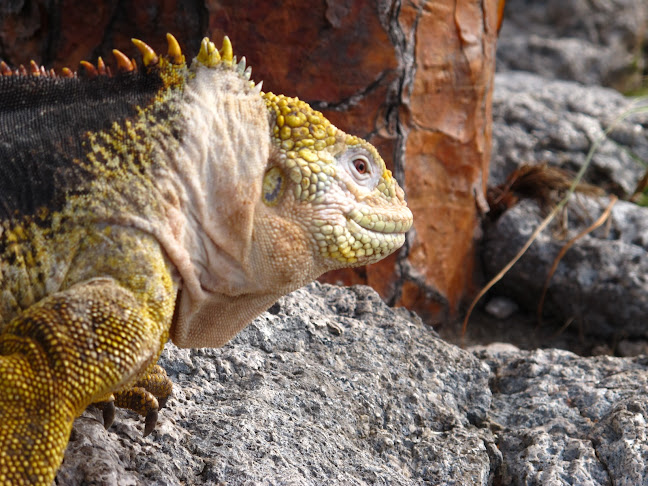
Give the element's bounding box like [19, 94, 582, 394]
[261, 93, 412, 268]
[176, 35, 411, 275]
[186, 36, 412, 267]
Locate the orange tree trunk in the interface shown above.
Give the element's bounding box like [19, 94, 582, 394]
[0, 0, 502, 324]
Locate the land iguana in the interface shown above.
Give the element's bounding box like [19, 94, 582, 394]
[0, 34, 412, 484]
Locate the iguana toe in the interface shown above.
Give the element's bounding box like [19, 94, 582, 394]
[98, 399, 116, 429]
[143, 409, 159, 437]
[107, 365, 173, 435]
[113, 386, 160, 435]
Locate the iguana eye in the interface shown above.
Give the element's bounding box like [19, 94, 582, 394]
[341, 148, 379, 189]
[353, 157, 368, 174]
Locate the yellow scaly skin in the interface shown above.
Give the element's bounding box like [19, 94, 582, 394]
[263, 93, 410, 265]
[0, 228, 174, 484]
[0, 34, 412, 484]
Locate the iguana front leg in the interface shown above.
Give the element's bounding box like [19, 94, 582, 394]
[0, 277, 172, 485]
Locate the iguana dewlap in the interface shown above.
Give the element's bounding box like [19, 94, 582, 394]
[0, 34, 412, 484]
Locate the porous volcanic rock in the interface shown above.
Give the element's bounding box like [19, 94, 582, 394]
[57, 283, 497, 485]
[57, 284, 648, 485]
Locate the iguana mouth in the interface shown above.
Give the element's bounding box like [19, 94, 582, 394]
[346, 207, 413, 234]
[311, 207, 411, 265]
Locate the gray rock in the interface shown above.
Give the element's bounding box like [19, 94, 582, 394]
[55, 283, 648, 485]
[57, 283, 497, 485]
[468, 342, 521, 354]
[478, 347, 648, 486]
[497, 0, 647, 89]
[491, 71, 648, 197]
[483, 196, 648, 339]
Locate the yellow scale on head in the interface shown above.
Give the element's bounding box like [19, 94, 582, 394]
[261, 92, 407, 266]
[262, 92, 396, 204]
[263, 93, 339, 202]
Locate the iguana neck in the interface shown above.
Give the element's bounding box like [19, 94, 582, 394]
[149, 63, 272, 308]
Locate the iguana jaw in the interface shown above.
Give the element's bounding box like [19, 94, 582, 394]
[307, 209, 411, 267]
[343, 208, 410, 262]
[340, 197, 413, 264]
[346, 206, 412, 234]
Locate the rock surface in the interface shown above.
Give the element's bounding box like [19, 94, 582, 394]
[485, 0, 648, 347]
[486, 70, 648, 340]
[480, 346, 648, 486]
[56, 283, 497, 485]
[496, 0, 648, 90]
[56, 283, 648, 485]
[491, 71, 648, 197]
[483, 196, 648, 340]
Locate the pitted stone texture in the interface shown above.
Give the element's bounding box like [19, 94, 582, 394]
[496, 0, 647, 90]
[57, 283, 496, 485]
[479, 347, 648, 486]
[56, 284, 648, 485]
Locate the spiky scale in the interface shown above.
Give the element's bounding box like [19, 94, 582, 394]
[237, 56, 246, 75]
[113, 49, 134, 72]
[97, 56, 107, 75]
[131, 38, 159, 67]
[29, 60, 40, 75]
[197, 37, 222, 67]
[166, 33, 184, 64]
[220, 36, 234, 62]
[80, 60, 98, 78]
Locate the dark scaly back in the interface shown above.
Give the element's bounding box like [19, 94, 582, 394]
[0, 36, 189, 323]
[0, 63, 165, 222]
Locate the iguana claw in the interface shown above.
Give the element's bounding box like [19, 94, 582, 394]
[100, 399, 116, 429]
[143, 409, 158, 437]
[108, 364, 173, 436]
